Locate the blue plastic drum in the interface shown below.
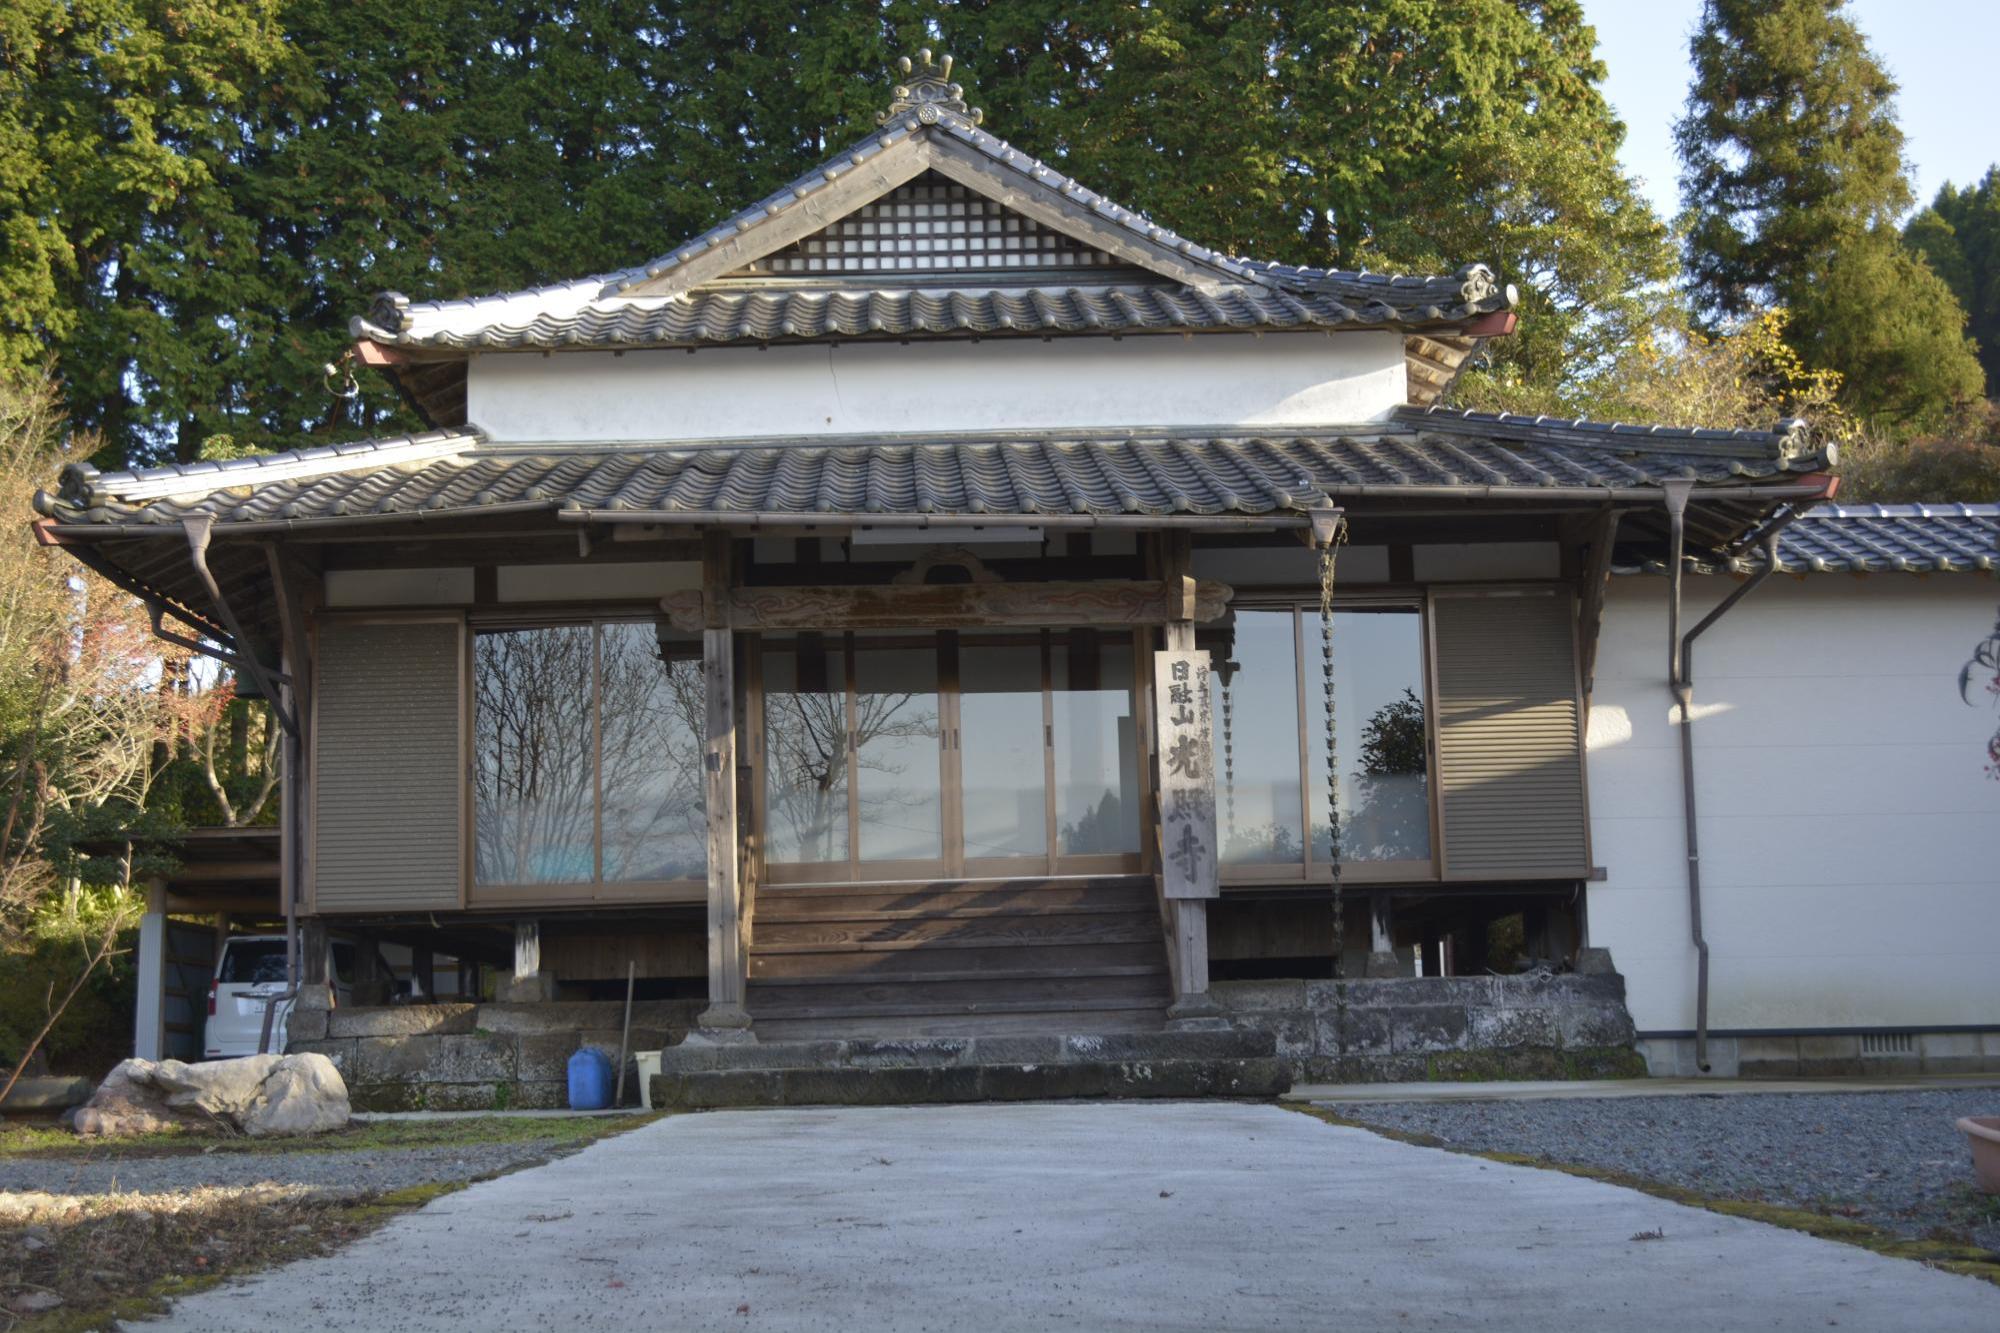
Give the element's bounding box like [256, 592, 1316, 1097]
[567, 1046, 614, 1109]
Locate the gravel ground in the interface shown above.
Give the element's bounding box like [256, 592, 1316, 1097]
[1328, 1088, 2000, 1252]
[0, 1139, 572, 1199]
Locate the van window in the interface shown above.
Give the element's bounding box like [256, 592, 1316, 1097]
[217, 940, 287, 984]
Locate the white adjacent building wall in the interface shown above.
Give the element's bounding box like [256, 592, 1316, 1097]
[465, 329, 1408, 443]
[1587, 574, 2000, 1040]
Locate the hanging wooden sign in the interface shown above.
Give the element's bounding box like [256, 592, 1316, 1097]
[1153, 648, 1219, 901]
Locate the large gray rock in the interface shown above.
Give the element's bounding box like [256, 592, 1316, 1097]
[241, 1054, 350, 1137]
[153, 1054, 282, 1118]
[72, 1053, 350, 1138]
[71, 1059, 186, 1137]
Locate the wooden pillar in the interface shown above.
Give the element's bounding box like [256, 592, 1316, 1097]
[352, 934, 390, 1006]
[696, 532, 753, 1041]
[300, 917, 327, 986]
[1156, 534, 1223, 1027]
[1365, 891, 1399, 978]
[133, 879, 169, 1061]
[497, 918, 555, 1002]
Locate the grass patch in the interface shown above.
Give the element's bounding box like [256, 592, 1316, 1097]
[0, 1112, 653, 1161]
[0, 1114, 663, 1329]
[1284, 1103, 2000, 1288]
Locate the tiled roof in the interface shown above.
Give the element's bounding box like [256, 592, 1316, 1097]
[351, 105, 1514, 355]
[38, 410, 1821, 531]
[353, 282, 1476, 354]
[1619, 503, 1998, 575]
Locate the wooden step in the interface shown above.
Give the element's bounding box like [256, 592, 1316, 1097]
[754, 882, 1156, 921]
[751, 963, 1165, 989]
[746, 973, 1170, 1018]
[751, 910, 1160, 954]
[750, 1008, 1170, 1041]
[750, 940, 1164, 980]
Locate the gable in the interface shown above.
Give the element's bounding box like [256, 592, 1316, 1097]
[726, 172, 1127, 280]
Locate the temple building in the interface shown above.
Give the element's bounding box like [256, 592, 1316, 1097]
[35, 55, 1998, 1102]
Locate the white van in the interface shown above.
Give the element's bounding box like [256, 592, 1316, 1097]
[203, 935, 362, 1059]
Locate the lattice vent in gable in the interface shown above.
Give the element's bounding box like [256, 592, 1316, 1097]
[735, 174, 1119, 276]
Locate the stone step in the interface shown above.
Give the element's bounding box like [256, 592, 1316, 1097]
[650, 1053, 1290, 1109]
[658, 1027, 1276, 1073]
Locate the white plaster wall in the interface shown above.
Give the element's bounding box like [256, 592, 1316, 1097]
[465, 330, 1407, 443]
[1586, 575, 2000, 1034]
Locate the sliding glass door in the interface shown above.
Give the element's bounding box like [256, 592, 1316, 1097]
[758, 630, 1141, 883]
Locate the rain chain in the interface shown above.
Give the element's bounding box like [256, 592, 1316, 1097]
[1316, 520, 1347, 978]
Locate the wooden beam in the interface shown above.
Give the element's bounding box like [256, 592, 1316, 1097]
[1575, 507, 1620, 699]
[661, 579, 1232, 633]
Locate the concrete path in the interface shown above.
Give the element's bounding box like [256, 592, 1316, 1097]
[1289, 1074, 2000, 1103]
[148, 1102, 2000, 1332]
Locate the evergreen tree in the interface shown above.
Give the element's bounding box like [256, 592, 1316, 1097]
[1676, 0, 1984, 427]
[6, 1, 1673, 464]
[1905, 168, 2000, 390]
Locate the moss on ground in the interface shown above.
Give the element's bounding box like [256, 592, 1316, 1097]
[1285, 1103, 2000, 1288]
[0, 1111, 656, 1160]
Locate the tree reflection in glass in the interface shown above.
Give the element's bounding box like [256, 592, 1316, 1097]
[1053, 633, 1138, 856]
[1308, 608, 1430, 863]
[598, 623, 706, 881]
[474, 622, 708, 886]
[474, 626, 594, 883]
[763, 637, 850, 866]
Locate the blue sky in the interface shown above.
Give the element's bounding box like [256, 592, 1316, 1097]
[1583, 0, 1999, 222]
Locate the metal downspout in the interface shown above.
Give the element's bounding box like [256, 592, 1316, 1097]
[1668, 492, 1801, 1073]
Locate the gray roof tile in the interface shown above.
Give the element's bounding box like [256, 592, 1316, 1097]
[1622, 503, 1998, 575]
[351, 106, 1514, 355]
[38, 411, 1820, 530]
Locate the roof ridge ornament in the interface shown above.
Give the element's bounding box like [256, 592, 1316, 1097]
[879, 50, 983, 127]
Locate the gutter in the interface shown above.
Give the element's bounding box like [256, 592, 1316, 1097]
[1664, 485, 1816, 1072]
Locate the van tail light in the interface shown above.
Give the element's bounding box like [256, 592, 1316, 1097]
[207, 979, 218, 1017]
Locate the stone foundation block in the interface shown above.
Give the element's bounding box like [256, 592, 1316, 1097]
[328, 1004, 478, 1039]
[1557, 1003, 1637, 1049]
[285, 1037, 357, 1069]
[1388, 1005, 1471, 1054]
[432, 1032, 517, 1083]
[1469, 1007, 1561, 1050]
[1313, 1006, 1393, 1057]
[344, 1035, 439, 1085]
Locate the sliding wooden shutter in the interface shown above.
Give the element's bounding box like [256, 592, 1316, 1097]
[1430, 588, 1588, 880]
[310, 616, 465, 913]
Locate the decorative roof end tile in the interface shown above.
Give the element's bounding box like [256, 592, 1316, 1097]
[879, 50, 983, 127]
